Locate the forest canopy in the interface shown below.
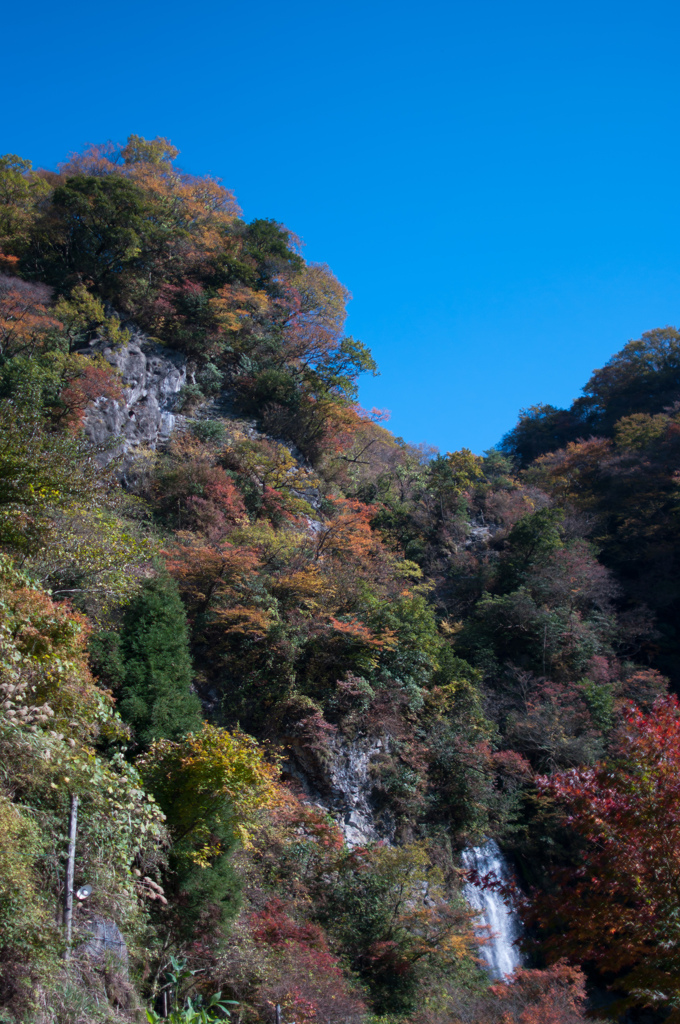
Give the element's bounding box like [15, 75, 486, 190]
[0, 134, 677, 1024]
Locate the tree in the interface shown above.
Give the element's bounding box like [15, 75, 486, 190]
[116, 574, 202, 748]
[137, 723, 278, 931]
[0, 154, 50, 257]
[0, 401, 99, 551]
[415, 961, 588, 1024]
[500, 403, 583, 467]
[316, 841, 478, 1014]
[577, 326, 680, 432]
[27, 173, 173, 297]
[0, 349, 123, 430]
[53, 283, 130, 349]
[0, 273, 61, 358]
[533, 695, 680, 1017]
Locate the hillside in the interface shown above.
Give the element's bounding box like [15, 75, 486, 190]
[0, 136, 678, 1024]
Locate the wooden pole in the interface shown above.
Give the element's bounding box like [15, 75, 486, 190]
[63, 793, 79, 958]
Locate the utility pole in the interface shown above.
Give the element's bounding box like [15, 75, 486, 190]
[63, 793, 79, 959]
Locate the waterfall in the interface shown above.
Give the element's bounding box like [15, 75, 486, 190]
[461, 839, 522, 980]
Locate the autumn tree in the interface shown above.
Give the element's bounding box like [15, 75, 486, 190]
[0, 274, 61, 357]
[138, 723, 278, 933]
[533, 695, 680, 1017]
[315, 841, 479, 1014]
[0, 154, 50, 259]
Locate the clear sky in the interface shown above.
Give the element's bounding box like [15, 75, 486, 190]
[5, 0, 680, 453]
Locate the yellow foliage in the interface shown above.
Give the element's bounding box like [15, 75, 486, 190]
[209, 283, 270, 333]
[54, 283, 130, 347]
[138, 723, 280, 856]
[614, 412, 670, 450]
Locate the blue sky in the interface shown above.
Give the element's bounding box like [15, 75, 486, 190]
[5, 0, 680, 452]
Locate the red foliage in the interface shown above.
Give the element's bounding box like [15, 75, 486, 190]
[0, 273, 61, 356]
[251, 898, 329, 953]
[532, 695, 680, 1010]
[364, 938, 412, 976]
[184, 475, 247, 541]
[258, 486, 303, 524]
[59, 360, 124, 430]
[490, 962, 587, 1023]
[414, 961, 587, 1024]
[250, 899, 366, 1024]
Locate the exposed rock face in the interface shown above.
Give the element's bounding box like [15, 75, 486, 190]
[326, 734, 392, 846]
[286, 734, 393, 847]
[465, 514, 502, 550]
[79, 332, 386, 849]
[81, 331, 186, 454]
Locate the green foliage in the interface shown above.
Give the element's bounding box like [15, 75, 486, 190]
[0, 402, 95, 551]
[27, 174, 171, 296]
[0, 558, 167, 1021]
[116, 574, 202, 748]
[146, 994, 234, 1023]
[316, 842, 479, 1014]
[146, 957, 237, 1022]
[580, 679, 615, 733]
[500, 403, 581, 467]
[0, 397, 152, 607]
[498, 507, 564, 590]
[53, 284, 131, 349]
[138, 724, 278, 932]
[191, 419, 226, 444]
[5, 132, 680, 1021]
[0, 154, 50, 255]
[0, 793, 50, 955]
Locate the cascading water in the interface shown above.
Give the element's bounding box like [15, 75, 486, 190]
[461, 839, 522, 980]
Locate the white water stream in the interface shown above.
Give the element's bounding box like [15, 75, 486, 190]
[461, 839, 522, 980]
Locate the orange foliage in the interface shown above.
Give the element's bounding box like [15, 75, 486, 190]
[329, 615, 397, 650]
[58, 136, 241, 275]
[209, 282, 269, 334]
[59, 359, 123, 430]
[0, 564, 112, 735]
[164, 538, 262, 623]
[270, 565, 326, 608]
[314, 498, 377, 562]
[529, 437, 614, 507]
[0, 274, 61, 356]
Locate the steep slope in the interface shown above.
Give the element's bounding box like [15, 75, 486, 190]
[4, 135, 677, 1023]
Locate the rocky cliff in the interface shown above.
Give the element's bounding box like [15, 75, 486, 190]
[81, 331, 187, 456]
[80, 330, 388, 846]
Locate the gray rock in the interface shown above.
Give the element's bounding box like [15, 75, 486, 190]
[290, 486, 322, 511]
[285, 734, 393, 847]
[81, 331, 187, 457]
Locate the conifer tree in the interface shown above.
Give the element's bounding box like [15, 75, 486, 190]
[117, 573, 202, 747]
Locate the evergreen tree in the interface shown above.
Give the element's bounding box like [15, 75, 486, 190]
[117, 574, 202, 747]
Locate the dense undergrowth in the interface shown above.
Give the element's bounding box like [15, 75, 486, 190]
[0, 136, 678, 1022]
